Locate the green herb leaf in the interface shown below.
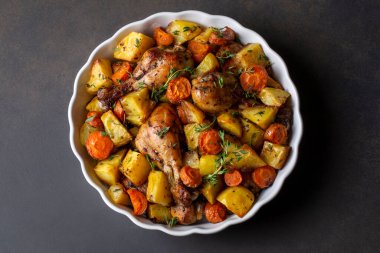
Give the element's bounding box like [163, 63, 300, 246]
[134, 38, 142, 48]
[165, 217, 178, 227]
[145, 154, 157, 170]
[85, 115, 96, 123]
[172, 30, 179, 35]
[157, 126, 170, 138]
[194, 117, 216, 133]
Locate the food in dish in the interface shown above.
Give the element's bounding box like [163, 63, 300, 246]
[79, 20, 292, 226]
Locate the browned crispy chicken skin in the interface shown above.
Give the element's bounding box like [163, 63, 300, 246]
[135, 103, 193, 207]
[97, 46, 193, 106]
[191, 72, 241, 114]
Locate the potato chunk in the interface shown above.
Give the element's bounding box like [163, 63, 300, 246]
[258, 87, 291, 107]
[120, 88, 155, 126]
[101, 110, 132, 147]
[79, 123, 98, 146]
[234, 43, 270, 70]
[177, 100, 206, 124]
[227, 144, 267, 169]
[241, 118, 265, 150]
[146, 170, 172, 206]
[240, 105, 278, 129]
[120, 150, 151, 186]
[217, 111, 242, 137]
[184, 123, 202, 150]
[148, 204, 172, 223]
[217, 186, 255, 218]
[199, 155, 218, 176]
[85, 96, 108, 112]
[193, 53, 219, 77]
[193, 27, 214, 43]
[114, 32, 154, 62]
[166, 20, 202, 45]
[85, 59, 113, 94]
[108, 183, 131, 206]
[201, 175, 224, 204]
[94, 149, 127, 186]
[267, 76, 283, 89]
[260, 141, 290, 169]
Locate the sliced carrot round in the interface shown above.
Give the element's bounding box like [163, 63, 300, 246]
[127, 188, 148, 216]
[180, 166, 202, 188]
[166, 76, 191, 104]
[111, 61, 132, 85]
[86, 111, 103, 128]
[204, 202, 227, 223]
[224, 169, 243, 186]
[252, 165, 277, 189]
[198, 129, 222, 155]
[239, 65, 268, 93]
[85, 131, 114, 160]
[264, 123, 288, 145]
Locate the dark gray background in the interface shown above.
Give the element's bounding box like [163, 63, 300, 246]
[1, 0, 379, 252]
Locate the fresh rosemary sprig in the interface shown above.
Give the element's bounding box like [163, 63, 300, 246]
[150, 67, 193, 102]
[194, 116, 216, 133]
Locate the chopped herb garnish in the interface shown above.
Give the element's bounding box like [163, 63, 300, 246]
[255, 111, 265, 116]
[145, 154, 157, 170]
[85, 116, 96, 123]
[137, 81, 146, 89]
[157, 126, 170, 138]
[165, 217, 178, 227]
[134, 38, 142, 48]
[217, 50, 235, 65]
[113, 188, 122, 193]
[183, 26, 191, 32]
[194, 116, 216, 133]
[108, 155, 115, 160]
[231, 111, 239, 117]
[101, 131, 108, 136]
[243, 91, 257, 100]
[217, 76, 224, 88]
[150, 67, 193, 102]
[172, 30, 180, 35]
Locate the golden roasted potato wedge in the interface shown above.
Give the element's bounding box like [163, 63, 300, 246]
[101, 110, 132, 147]
[217, 110, 242, 137]
[258, 87, 291, 107]
[85, 96, 108, 112]
[260, 141, 290, 169]
[193, 53, 219, 77]
[94, 149, 127, 186]
[177, 100, 206, 124]
[146, 170, 172, 206]
[193, 27, 214, 43]
[199, 155, 218, 176]
[234, 43, 270, 70]
[267, 76, 283, 89]
[201, 175, 224, 204]
[148, 204, 172, 223]
[114, 32, 154, 62]
[108, 183, 131, 206]
[85, 59, 113, 94]
[120, 88, 155, 126]
[217, 186, 255, 218]
[120, 150, 151, 186]
[79, 123, 98, 146]
[227, 144, 267, 169]
[241, 118, 265, 150]
[240, 105, 278, 129]
[166, 20, 202, 45]
[184, 123, 202, 150]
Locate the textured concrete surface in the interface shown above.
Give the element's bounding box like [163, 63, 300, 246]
[0, 0, 379, 252]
